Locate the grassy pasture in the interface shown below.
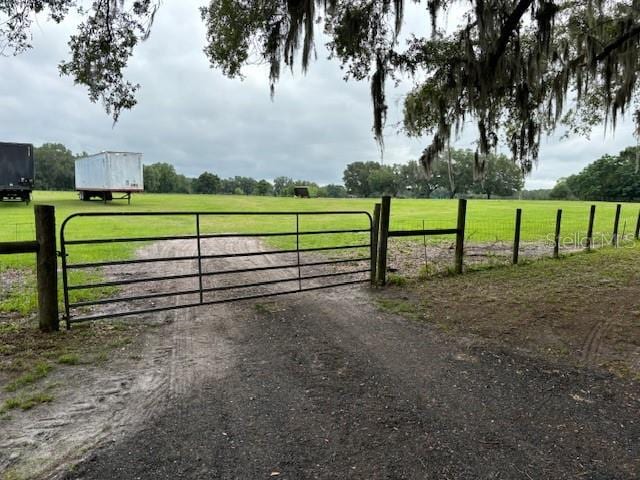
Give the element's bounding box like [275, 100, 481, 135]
[1, 191, 639, 271]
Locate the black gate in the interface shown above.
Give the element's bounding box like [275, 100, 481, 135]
[60, 211, 374, 328]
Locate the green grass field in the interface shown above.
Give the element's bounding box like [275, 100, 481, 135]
[1, 191, 639, 316]
[1, 191, 639, 270]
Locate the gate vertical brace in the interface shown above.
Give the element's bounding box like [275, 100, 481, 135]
[377, 196, 391, 286]
[196, 214, 204, 304]
[296, 214, 302, 291]
[371, 203, 381, 287]
[60, 217, 71, 330]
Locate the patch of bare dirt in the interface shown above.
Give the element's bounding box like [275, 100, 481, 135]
[387, 238, 583, 278]
[3, 237, 639, 479]
[387, 243, 640, 378]
[1, 236, 369, 479]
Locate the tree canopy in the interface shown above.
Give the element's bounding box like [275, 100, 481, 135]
[560, 146, 640, 201]
[34, 143, 81, 190]
[342, 150, 523, 198]
[4, 1, 640, 176]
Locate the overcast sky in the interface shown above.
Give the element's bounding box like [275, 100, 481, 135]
[0, 2, 636, 189]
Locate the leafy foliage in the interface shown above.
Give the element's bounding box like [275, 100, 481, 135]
[563, 146, 640, 201]
[143, 162, 191, 193]
[342, 149, 523, 198]
[4, 1, 640, 175]
[192, 171, 221, 194]
[34, 143, 82, 190]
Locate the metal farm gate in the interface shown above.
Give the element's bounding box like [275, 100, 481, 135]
[60, 211, 374, 328]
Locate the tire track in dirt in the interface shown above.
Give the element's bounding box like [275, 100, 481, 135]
[3, 235, 366, 479]
[1, 239, 258, 479]
[579, 304, 625, 366]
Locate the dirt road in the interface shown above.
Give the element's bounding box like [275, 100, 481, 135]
[61, 240, 638, 479]
[3, 238, 639, 479]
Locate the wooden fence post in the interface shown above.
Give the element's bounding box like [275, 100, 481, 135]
[454, 199, 467, 274]
[35, 205, 59, 332]
[371, 203, 381, 286]
[635, 209, 640, 241]
[612, 203, 621, 247]
[512, 208, 522, 265]
[553, 209, 562, 258]
[586, 205, 596, 251]
[377, 196, 391, 285]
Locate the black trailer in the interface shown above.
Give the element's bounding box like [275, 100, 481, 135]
[0, 142, 34, 203]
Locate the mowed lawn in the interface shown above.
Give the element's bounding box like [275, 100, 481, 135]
[1, 191, 639, 270]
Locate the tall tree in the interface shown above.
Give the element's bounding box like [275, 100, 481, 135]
[343, 161, 382, 197]
[254, 179, 274, 196]
[33, 143, 76, 190]
[273, 176, 294, 196]
[367, 165, 398, 196]
[193, 171, 220, 194]
[324, 184, 348, 198]
[143, 163, 182, 193]
[432, 149, 475, 199]
[5, 1, 640, 174]
[397, 160, 438, 198]
[565, 147, 640, 201]
[474, 154, 524, 199]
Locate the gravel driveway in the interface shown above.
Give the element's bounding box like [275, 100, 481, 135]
[60, 276, 639, 479]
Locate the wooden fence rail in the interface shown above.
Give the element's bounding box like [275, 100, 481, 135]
[375, 197, 467, 285]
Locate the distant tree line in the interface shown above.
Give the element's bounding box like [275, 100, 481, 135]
[31, 144, 348, 197]
[550, 147, 640, 201]
[343, 149, 524, 199]
[36, 142, 639, 201]
[32, 143, 523, 199]
[33, 143, 82, 190]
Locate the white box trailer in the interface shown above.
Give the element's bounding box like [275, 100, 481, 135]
[75, 152, 143, 203]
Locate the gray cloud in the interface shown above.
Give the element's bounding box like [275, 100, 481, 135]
[0, 2, 635, 188]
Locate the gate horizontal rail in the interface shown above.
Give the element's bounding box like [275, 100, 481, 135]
[67, 257, 368, 291]
[65, 244, 371, 269]
[61, 210, 373, 327]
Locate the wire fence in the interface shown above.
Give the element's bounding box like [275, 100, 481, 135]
[0, 222, 36, 242]
[387, 204, 640, 279]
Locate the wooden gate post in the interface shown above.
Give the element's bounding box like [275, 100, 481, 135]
[454, 199, 467, 274]
[371, 203, 381, 286]
[512, 208, 522, 265]
[635, 209, 640, 241]
[553, 209, 562, 258]
[586, 205, 596, 251]
[612, 203, 622, 247]
[377, 196, 391, 285]
[35, 205, 59, 332]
